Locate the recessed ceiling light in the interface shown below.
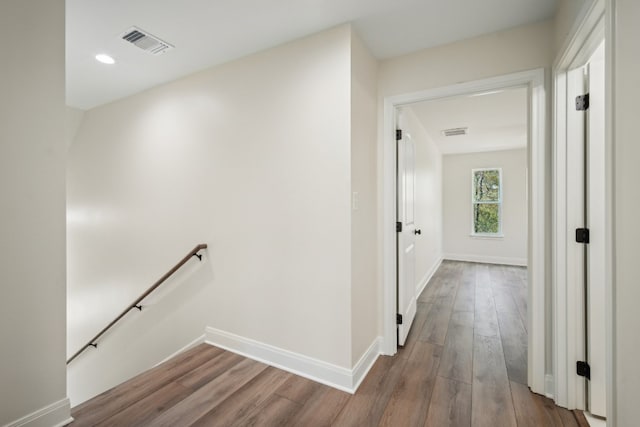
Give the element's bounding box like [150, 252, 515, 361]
[95, 54, 115, 65]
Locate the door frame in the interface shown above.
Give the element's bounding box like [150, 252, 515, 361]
[381, 68, 548, 394]
[551, 0, 607, 411]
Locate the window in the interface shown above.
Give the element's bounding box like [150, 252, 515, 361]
[471, 168, 502, 236]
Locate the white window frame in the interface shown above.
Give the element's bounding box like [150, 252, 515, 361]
[471, 167, 503, 237]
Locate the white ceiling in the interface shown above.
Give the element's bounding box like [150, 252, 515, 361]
[404, 87, 528, 154]
[66, 0, 558, 110]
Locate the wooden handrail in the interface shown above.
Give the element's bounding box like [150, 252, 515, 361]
[67, 243, 208, 364]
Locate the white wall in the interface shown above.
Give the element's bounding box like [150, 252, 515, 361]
[442, 149, 527, 265]
[402, 108, 443, 291]
[66, 107, 86, 151]
[350, 29, 379, 365]
[68, 24, 385, 405]
[0, 0, 70, 426]
[378, 20, 554, 99]
[555, 0, 589, 53]
[610, 0, 640, 425]
[68, 25, 356, 404]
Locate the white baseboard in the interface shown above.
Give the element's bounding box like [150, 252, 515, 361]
[444, 253, 527, 267]
[351, 337, 382, 391]
[3, 398, 73, 427]
[545, 374, 555, 399]
[204, 326, 381, 393]
[153, 334, 206, 367]
[416, 256, 443, 296]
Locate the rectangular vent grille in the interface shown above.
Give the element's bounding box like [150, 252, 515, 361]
[442, 127, 468, 137]
[121, 27, 174, 55]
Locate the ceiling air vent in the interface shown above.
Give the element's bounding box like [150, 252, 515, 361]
[442, 127, 468, 137]
[121, 27, 174, 55]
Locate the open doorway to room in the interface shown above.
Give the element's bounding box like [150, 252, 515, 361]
[393, 86, 532, 424]
[382, 69, 548, 400]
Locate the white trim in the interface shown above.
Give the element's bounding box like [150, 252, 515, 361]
[604, 1, 614, 424]
[443, 253, 527, 267]
[416, 257, 443, 297]
[351, 337, 383, 392]
[583, 412, 607, 427]
[153, 334, 206, 367]
[546, 374, 556, 399]
[382, 68, 547, 395]
[3, 398, 72, 427]
[204, 326, 381, 393]
[552, 0, 605, 411]
[440, 142, 527, 155]
[469, 234, 504, 239]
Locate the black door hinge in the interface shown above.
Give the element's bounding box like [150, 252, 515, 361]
[576, 94, 590, 111]
[396, 313, 403, 325]
[576, 228, 590, 244]
[396, 129, 402, 140]
[396, 222, 402, 232]
[577, 361, 591, 379]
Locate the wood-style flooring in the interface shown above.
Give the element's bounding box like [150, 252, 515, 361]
[70, 261, 585, 426]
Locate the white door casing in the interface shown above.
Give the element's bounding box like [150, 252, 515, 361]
[396, 113, 417, 346]
[566, 65, 588, 410]
[382, 68, 546, 395]
[562, 49, 607, 416]
[551, 0, 606, 410]
[586, 42, 606, 417]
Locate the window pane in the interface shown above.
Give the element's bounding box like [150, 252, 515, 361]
[473, 170, 500, 202]
[474, 203, 499, 234]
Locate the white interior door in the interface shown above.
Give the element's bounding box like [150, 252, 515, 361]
[586, 42, 606, 418]
[396, 113, 417, 346]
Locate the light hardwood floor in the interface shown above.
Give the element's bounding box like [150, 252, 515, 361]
[70, 261, 586, 426]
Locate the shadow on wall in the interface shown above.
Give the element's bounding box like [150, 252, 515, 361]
[67, 253, 215, 406]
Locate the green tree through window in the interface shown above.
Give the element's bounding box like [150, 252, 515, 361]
[472, 168, 501, 235]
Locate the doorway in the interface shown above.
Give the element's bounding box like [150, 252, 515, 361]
[382, 68, 548, 394]
[395, 87, 529, 347]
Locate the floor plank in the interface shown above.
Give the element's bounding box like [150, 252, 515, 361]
[454, 281, 476, 312]
[497, 310, 528, 384]
[95, 381, 192, 427]
[449, 310, 474, 328]
[510, 381, 544, 427]
[558, 407, 580, 427]
[230, 394, 301, 427]
[332, 356, 406, 426]
[418, 303, 452, 345]
[471, 334, 517, 427]
[474, 288, 500, 337]
[292, 386, 351, 426]
[396, 302, 431, 359]
[70, 344, 223, 426]
[151, 358, 268, 427]
[190, 367, 291, 427]
[424, 376, 472, 427]
[378, 341, 441, 427]
[177, 350, 244, 389]
[533, 393, 565, 427]
[437, 324, 473, 384]
[274, 374, 324, 405]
